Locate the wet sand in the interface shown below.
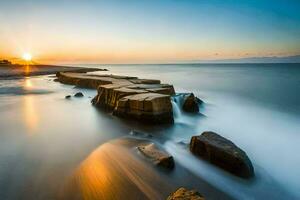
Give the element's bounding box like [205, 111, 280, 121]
[0, 64, 105, 78]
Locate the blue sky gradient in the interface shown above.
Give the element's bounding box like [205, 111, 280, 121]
[1, 0, 300, 63]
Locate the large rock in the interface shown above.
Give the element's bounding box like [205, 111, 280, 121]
[57, 72, 176, 124]
[190, 131, 254, 178]
[182, 93, 201, 113]
[92, 84, 145, 109]
[138, 143, 174, 169]
[114, 93, 173, 124]
[57, 72, 114, 89]
[167, 187, 205, 200]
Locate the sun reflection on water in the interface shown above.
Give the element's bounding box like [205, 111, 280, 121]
[22, 95, 38, 133]
[60, 140, 168, 200]
[22, 78, 38, 133]
[25, 65, 31, 75]
[24, 78, 32, 88]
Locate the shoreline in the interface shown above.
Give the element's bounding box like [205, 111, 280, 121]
[0, 64, 106, 79]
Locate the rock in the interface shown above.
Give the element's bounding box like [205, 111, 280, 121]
[114, 93, 174, 124]
[167, 187, 205, 200]
[92, 84, 146, 109]
[56, 72, 178, 124]
[138, 143, 174, 169]
[74, 92, 84, 97]
[65, 95, 71, 99]
[190, 131, 254, 178]
[182, 93, 200, 113]
[57, 72, 115, 89]
[127, 84, 175, 95]
[130, 78, 161, 84]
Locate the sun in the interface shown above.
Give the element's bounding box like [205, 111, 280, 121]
[22, 53, 32, 61]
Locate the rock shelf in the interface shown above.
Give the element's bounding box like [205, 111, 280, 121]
[57, 72, 175, 123]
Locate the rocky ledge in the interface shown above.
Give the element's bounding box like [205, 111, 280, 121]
[57, 72, 175, 123]
[190, 131, 254, 178]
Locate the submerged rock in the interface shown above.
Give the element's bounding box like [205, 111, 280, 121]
[65, 95, 71, 99]
[182, 93, 201, 113]
[167, 187, 205, 200]
[138, 143, 174, 169]
[190, 131, 254, 178]
[74, 92, 84, 97]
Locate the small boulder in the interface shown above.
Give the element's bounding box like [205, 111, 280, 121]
[182, 93, 201, 113]
[190, 131, 254, 178]
[167, 187, 205, 200]
[138, 143, 174, 169]
[74, 92, 84, 97]
[65, 95, 71, 99]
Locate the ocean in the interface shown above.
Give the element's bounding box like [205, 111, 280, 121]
[0, 63, 299, 199]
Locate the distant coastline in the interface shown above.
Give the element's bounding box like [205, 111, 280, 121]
[178, 55, 300, 64]
[58, 55, 300, 66]
[0, 64, 106, 78]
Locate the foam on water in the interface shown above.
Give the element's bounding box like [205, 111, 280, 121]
[171, 99, 182, 119]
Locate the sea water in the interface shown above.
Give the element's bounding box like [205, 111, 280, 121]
[0, 63, 299, 199]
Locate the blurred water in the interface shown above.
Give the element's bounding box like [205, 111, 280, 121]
[89, 63, 300, 199]
[0, 63, 299, 199]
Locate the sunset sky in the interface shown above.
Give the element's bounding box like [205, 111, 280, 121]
[0, 0, 300, 64]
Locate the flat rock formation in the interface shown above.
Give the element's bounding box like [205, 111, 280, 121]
[57, 72, 175, 123]
[114, 93, 173, 123]
[190, 131, 254, 178]
[137, 143, 174, 169]
[0, 64, 105, 78]
[167, 187, 205, 200]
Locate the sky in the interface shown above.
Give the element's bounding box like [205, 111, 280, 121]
[0, 0, 300, 64]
